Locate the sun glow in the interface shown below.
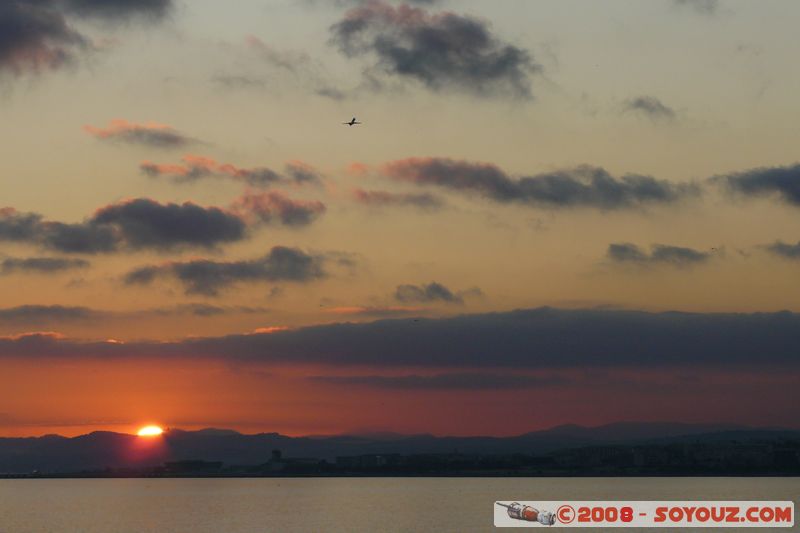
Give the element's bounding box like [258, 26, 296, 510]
[137, 425, 164, 437]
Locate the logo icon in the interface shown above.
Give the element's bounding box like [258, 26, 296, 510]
[496, 502, 556, 526]
[557, 504, 576, 524]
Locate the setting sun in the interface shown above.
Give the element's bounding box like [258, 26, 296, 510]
[137, 425, 164, 437]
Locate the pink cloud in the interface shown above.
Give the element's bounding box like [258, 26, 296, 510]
[84, 119, 195, 148]
[141, 155, 320, 188]
[232, 191, 326, 227]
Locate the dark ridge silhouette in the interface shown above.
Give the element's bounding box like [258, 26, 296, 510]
[1, 422, 797, 475]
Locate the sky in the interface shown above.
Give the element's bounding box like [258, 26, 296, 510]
[0, 0, 799, 437]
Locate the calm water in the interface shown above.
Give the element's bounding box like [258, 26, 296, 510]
[0, 478, 796, 532]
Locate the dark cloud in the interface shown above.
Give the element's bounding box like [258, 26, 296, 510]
[384, 158, 697, 210]
[124, 246, 327, 296]
[41, 221, 118, 254]
[764, 241, 800, 260]
[84, 120, 196, 149]
[307, 0, 441, 6]
[122, 265, 159, 285]
[92, 199, 247, 250]
[171, 304, 268, 317]
[58, 0, 173, 20]
[673, 0, 719, 15]
[284, 161, 323, 186]
[141, 155, 322, 188]
[327, 305, 421, 318]
[353, 188, 444, 210]
[394, 281, 481, 305]
[0, 2, 86, 75]
[330, 0, 539, 98]
[715, 163, 800, 206]
[314, 86, 346, 101]
[0, 303, 268, 327]
[141, 303, 269, 317]
[395, 282, 462, 304]
[0, 199, 248, 254]
[1, 308, 799, 371]
[0, 0, 173, 76]
[0, 208, 40, 241]
[607, 243, 710, 267]
[650, 246, 710, 265]
[623, 96, 676, 120]
[1, 256, 89, 274]
[0, 208, 117, 253]
[607, 243, 647, 262]
[169, 303, 228, 317]
[0, 305, 95, 323]
[310, 372, 568, 390]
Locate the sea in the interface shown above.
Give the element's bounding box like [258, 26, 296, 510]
[0, 477, 797, 532]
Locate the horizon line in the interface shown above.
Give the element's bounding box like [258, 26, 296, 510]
[1, 420, 794, 440]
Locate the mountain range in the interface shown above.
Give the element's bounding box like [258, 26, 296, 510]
[0, 422, 796, 474]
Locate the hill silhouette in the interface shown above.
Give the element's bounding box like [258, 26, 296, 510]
[1, 422, 796, 474]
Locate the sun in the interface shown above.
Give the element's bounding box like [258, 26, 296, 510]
[137, 425, 164, 437]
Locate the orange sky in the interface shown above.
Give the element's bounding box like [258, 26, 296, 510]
[1, 355, 797, 437]
[1, 0, 799, 437]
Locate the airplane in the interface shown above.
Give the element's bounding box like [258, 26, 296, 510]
[342, 117, 362, 126]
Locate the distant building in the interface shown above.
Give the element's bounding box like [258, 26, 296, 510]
[265, 450, 325, 473]
[336, 454, 402, 469]
[163, 460, 223, 474]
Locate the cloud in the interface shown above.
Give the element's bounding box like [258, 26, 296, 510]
[0, 2, 87, 75]
[170, 303, 269, 317]
[244, 35, 310, 73]
[211, 74, 267, 90]
[353, 188, 444, 210]
[1, 256, 89, 275]
[673, 0, 719, 15]
[607, 243, 710, 267]
[285, 161, 324, 185]
[0, 199, 248, 253]
[0, 303, 269, 327]
[764, 241, 800, 260]
[92, 198, 247, 250]
[346, 162, 370, 177]
[0, 308, 798, 371]
[0, 208, 117, 253]
[622, 96, 676, 121]
[0, 305, 95, 323]
[137, 303, 269, 319]
[84, 120, 196, 149]
[326, 306, 422, 317]
[306, 0, 442, 6]
[141, 155, 322, 188]
[329, 0, 539, 98]
[309, 372, 568, 390]
[57, 0, 173, 20]
[314, 86, 347, 101]
[0, 194, 323, 255]
[0, 0, 174, 76]
[715, 163, 800, 206]
[124, 246, 327, 296]
[219, 35, 348, 101]
[231, 191, 326, 227]
[394, 281, 480, 305]
[383, 158, 698, 210]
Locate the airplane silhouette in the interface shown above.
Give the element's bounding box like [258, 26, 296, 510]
[342, 117, 362, 126]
